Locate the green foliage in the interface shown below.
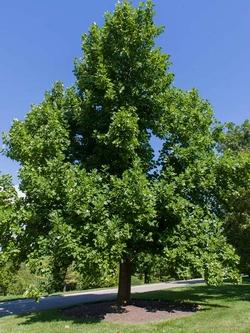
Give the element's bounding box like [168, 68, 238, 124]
[220, 120, 250, 152]
[3, 82, 72, 166]
[153, 90, 241, 283]
[0, 261, 15, 296]
[4, 263, 47, 301]
[73, 0, 173, 174]
[0, 174, 17, 250]
[0, 174, 20, 295]
[216, 120, 250, 275]
[2, 0, 245, 293]
[23, 285, 42, 303]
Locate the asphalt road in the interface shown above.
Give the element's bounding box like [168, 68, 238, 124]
[0, 278, 204, 317]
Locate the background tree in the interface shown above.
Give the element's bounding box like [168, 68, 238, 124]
[153, 89, 241, 285]
[216, 120, 250, 275]
[3, 0, 242, 304]
[0, 174, 17, 295]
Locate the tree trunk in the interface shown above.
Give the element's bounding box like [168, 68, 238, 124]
[63, 284, 67, 293]
[52, 264, 68, 292]
[3, 287, 7, 296]
[144, 270, 150, 284]
[117, 257, 132, 305]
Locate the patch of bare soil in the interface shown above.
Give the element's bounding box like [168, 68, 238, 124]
[62, 300, 199, 324]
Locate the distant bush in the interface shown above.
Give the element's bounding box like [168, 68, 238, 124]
[0, 262, 15, 296]
[6, 263, 47, 296]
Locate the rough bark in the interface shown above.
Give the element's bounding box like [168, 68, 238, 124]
[117, 257, 132, 305]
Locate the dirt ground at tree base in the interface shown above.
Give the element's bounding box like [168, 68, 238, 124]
[62, 300, 199, 324]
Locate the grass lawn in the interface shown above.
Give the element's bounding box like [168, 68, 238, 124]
[0, 280, 250, 333]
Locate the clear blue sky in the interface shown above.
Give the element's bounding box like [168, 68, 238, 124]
[1, 0, 250, 183]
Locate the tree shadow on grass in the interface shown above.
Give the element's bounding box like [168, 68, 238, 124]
[17, 309, 101, 326]
[16, 300, 204, 327]
[15, 282, 250, 327]
[13, 284, 250, 325]
[134, 280, 250, 305]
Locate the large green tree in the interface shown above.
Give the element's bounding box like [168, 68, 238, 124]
[4, 1, 242, 303]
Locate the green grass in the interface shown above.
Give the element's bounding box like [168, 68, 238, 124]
[0, 295, 27, 302]
[1, 280, 250, 333]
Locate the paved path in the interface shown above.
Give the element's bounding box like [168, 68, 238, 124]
[0, 278, 204, 317]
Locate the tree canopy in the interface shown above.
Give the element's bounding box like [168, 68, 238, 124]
[2, 0, 245, 303]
